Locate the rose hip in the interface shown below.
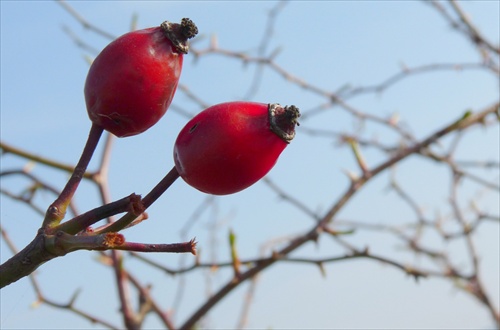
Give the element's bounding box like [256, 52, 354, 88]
[84, 18, 198, 137]
[173, 102, 300, 195]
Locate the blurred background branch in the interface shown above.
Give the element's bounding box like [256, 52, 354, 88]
[1, 0, 498, 329]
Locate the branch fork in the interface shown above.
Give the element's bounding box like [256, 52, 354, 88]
[1, 119, 185, 288]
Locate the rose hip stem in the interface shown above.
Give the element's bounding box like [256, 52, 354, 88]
[95, 166, 180, 234]
[42, 124, 104, 229]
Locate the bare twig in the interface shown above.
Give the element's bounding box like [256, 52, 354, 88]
[57, 0, 116, 40]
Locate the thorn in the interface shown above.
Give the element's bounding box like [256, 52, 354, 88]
[342, 169, 358, 182]
[317, 262, 327, 278]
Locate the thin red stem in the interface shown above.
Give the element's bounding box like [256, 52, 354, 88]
[96, 166, 180, 234]
[42, 123, 103, 228]
[113, 239, 196, 255]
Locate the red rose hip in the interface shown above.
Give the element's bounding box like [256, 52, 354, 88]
[84, 18, 198, 137]
[173, 102, 300, 195]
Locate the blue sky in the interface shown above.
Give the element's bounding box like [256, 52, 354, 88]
[1, 1, 499, 329]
